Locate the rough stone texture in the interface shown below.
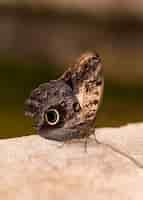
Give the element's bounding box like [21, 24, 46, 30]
[0, 123, 143, 200]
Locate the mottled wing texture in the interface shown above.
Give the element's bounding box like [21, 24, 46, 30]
[25, 52, 104, 141]
[60, 52, 104, 122]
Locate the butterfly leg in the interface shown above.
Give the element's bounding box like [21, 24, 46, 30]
[93, 129, 101, 144]
[84, 135, 89, 153]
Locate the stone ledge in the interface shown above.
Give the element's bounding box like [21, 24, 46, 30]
[0, 123, 143, 200]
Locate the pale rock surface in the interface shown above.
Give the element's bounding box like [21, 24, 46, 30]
[0, 123, 143, 200]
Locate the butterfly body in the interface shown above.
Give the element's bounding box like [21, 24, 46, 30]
[25, 52, 104, 141]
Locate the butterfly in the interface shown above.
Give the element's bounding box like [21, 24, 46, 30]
[25, 52, 104, 143]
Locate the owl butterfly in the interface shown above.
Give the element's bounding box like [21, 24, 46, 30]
[25, 52, 104, 143]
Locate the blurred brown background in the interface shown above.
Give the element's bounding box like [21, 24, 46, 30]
[0, 1, 143, 138]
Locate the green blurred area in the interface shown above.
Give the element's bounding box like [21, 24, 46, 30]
[0, 60, 60, 138]
[0, 59, 143, 139]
